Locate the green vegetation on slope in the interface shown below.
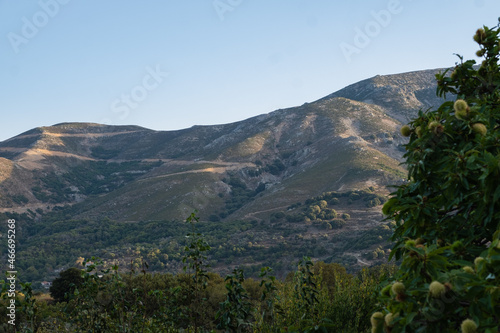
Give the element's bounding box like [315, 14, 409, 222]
[0, 215, 396, 332]
[32, 160, 162, 203]
[0, 185, 390, 286]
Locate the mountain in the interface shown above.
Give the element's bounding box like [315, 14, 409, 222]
[0, 68, 450, 281]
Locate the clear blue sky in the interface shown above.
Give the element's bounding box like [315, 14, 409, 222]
[1, 0, 498, 141]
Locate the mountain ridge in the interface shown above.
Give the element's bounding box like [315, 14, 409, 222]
[0, 67, 449, 220]
[0, 67, 453, 280]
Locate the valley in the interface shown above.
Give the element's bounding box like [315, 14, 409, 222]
[0, 68, 449, 284]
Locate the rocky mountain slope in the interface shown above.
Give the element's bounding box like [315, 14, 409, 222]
[0, 68, 451, 281]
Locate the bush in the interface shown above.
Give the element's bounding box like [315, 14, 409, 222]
[332, 219, 346, 229]
[49, 267, 84, 303]
[374, 22, 500, 332]
[329, 197, 340, 205]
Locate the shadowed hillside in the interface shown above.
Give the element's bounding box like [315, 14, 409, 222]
[0, 68, 449, 281]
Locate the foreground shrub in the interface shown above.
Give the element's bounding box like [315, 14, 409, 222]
[374, 21, 500, 332]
